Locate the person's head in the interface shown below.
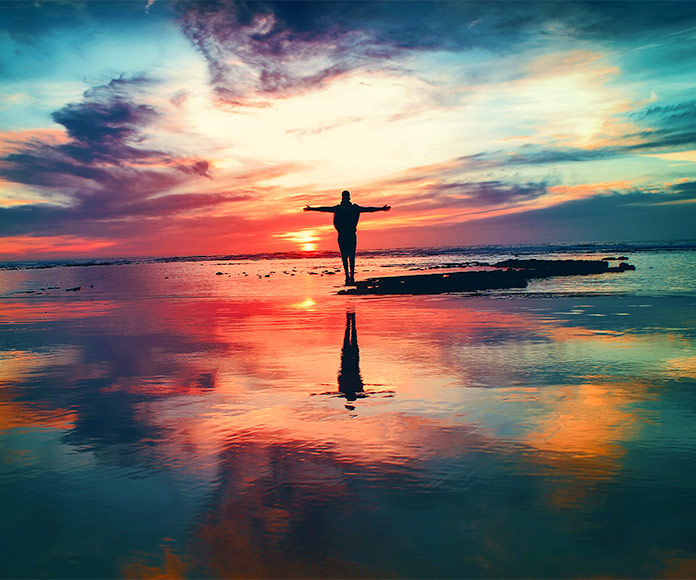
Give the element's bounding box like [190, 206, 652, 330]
[341, 190, 351, 204]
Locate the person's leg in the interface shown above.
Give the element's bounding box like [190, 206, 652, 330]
[345, 234, 357, 284]
[338, 235, 350, 284]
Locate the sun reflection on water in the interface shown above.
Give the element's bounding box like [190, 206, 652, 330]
[292, 297, 316, 310]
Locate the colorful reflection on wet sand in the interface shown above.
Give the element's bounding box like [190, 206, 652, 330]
[1, 262, 696, 578]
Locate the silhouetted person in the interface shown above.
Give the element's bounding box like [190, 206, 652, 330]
[338, 311, 363, 408]
[304, 190, 390, 284]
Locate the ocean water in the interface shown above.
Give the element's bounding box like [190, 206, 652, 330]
[1, 245, 695, 578]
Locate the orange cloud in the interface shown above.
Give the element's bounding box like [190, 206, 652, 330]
[545, 180, 634, 202]
[645, 150, 696, 163]
[0, 197, 49, 207]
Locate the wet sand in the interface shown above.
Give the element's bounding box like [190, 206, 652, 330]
[1, 257, 696, 578]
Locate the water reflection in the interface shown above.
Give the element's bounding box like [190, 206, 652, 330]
[313, 310, 394, 411]
[1, 288, 696, 578]
[338, 311, 364, 408]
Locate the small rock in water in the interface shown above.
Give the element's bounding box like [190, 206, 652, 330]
[215, 272, 224, 275]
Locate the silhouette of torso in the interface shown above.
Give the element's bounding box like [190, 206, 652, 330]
[333, 203, 361, 236]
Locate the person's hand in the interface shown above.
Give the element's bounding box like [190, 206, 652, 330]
[303, 205, 311, 212]
[383, 205, 391, 211]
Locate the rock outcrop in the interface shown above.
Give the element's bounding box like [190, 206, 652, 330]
[339, 259, 635, 295]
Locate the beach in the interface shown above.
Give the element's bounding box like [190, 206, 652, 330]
[1, 246, 696, 578]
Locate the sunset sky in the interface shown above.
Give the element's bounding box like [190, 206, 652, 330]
[1, 0, 695, 259]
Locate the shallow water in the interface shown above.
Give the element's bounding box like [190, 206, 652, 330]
[1, 249, 696, 578]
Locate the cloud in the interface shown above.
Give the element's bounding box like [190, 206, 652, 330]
[442, 94, 696, 166]
[285, 116, 364, 137]
[623, 99, 696, 152]
[174, 1, 372, 104]
[2, 77, 173, 186]
[361, 180, 696, 249]
[51, 78, 158, 157]
[475, 146, 619, 167]
[0, 76, 240, 242]
[171, 0, 553, 105]
[443, 180, 696, 244]
[447, 93, 696, 166]
[172, 0, 696, 107]
[405, 179, 549, 211]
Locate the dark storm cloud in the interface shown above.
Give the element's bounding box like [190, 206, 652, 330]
[0, 76, 239, 237]
[53, 78, 156, 144]
[1, 76, 169, 185]
[172, 0, 540, 103]
[173, 1, 696, 104]
[174, 0, 369, 102]
[4, 107, 177, 191]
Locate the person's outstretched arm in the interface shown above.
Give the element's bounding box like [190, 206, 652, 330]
[304, 205, 337, 212]
[357, 204, 391, 213]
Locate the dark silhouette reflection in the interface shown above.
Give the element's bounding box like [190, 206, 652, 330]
[338, 311, 364, 409]
[311, 310, 393, 410]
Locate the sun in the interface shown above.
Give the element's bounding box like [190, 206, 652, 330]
[275, 229, 320, 252]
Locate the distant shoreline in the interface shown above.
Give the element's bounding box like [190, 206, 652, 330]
[2, 241, 695, 271]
